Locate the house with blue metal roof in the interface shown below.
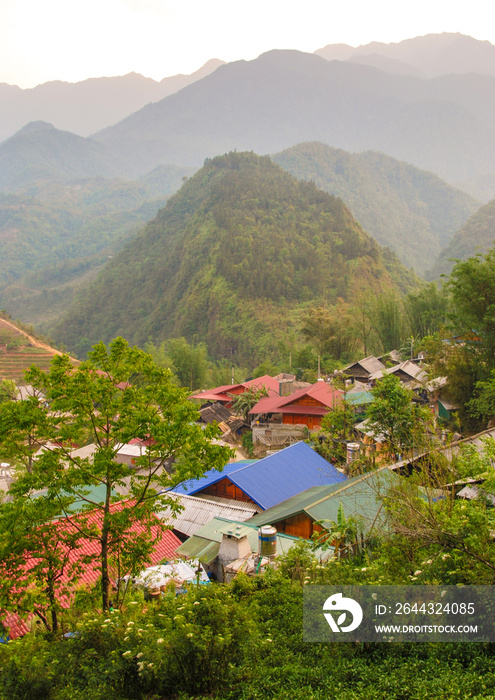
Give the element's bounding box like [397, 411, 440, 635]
[171, 441, 346, 511]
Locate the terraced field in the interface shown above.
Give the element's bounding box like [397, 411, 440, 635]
[0, 317, 77, 381]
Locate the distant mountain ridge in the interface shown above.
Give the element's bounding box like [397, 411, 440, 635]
[0, 122, 118, 191]
[272, 143, 480, 274]
[90, 49, 495, 189]
[4, 43, 495, 196]
[0, 59, 224, 143]
[315, 33, 495, 78]
[50, 152, 418, 363]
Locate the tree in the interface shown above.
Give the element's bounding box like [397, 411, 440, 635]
[301, 302, 358, 362]
[447, 248, 495, 367]
[0, 379, 17, 404]
[370, 292, 407, 353]
[316, 399, 355, 465]
[147, 337, 210, 391]
[405, 283, 448, 340]
[366, 374, 433, 461]
[228, 385, 268, 421]
[382, 441, 495, 583]
[0, 338, 231, 611]
[0, 493, 85, 634]
[442, 248, 495, 430]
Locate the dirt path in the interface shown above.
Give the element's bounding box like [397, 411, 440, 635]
[0, 317, 65, 356]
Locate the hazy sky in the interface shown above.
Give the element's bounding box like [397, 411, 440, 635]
[2, 0, 494, 88]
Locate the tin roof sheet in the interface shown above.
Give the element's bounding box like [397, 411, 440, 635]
[158, 493, 258, 537]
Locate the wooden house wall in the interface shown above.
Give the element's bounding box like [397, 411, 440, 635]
[199, 478, 256, 505]
[282, 414, 322, 429]
[272, 512, 317, 539]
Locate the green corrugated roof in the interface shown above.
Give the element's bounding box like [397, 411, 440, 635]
[176, 538, 220, 564]
[247, 484, 337, 526]
[176, 516, 302, 562]
[345, 391, 374, 406]
[246, 468, 397, 532]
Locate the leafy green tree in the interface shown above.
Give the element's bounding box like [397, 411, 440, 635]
[0, 379, 17, 403]
[447, 248, 495, 366]
[370, 292, 407, 353]
[301, 303, 358, 361]
[383, 446, 495, 582]
[405, 283, 448, 340]
[469, 369, 495, 424]
[316, 400, 355, 465]
[313, 502, 361, 558]
[366, 374, 433, 460]
[252, 360, 280, 378]
[0, 390, 52, 472]
[0, 338, 231, 611]
[147, 337, 210, 391]
[0, 494, 84, 634]
[438, 248, 495, 429]
[228, 385, 268, 421]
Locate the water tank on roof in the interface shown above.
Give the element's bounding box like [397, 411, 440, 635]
[259, 525, 277, 557]
[346, 442, 360, 463]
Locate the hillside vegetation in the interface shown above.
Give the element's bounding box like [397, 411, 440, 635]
[430, 198, 495, 278]
[0, 167, 194, 326]
[51, 152, 418, 364]
[272, 142, 479, 273]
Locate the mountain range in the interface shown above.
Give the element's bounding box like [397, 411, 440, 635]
[429, 197, 495, 278]
[2, 33, 495, 347]
[0, 60, 224, 143]
[315, 32, 495, 78]
[89, 48, 495, 190]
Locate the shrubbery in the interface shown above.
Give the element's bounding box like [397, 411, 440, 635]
[2, 567, 495, 699]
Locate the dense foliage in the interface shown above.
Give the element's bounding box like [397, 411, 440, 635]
[0, 168, 193, 327]
[430, 197, 495, 279]
[0, 338, 230, 618]
[273, 142, 479, 274]
[2, 532, 495, 699]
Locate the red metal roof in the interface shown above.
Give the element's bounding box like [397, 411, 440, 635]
[249, 395, 286, 415]
[2, 501, 182, 638]
[191, 375, 280, 403]
[250, 382, 343, 415]
[277, 405, 331, 416]
[49, 502, 181, 590]
[242, 375, 280, 395]
[0, 611, 30, 641]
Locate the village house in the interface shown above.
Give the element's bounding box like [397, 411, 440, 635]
[175, 515, 322, 582]
[343, 355, 386, 383]
[245, 468, 397, 540]
[189, 375, 280, 407]
[170, 441, 346, 511]
[249, 381, 344, 443]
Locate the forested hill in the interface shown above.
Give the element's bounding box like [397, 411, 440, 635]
[272, 142, 479, 274]
[429, 198, 495, 278]
[51, 152, 418, 364]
